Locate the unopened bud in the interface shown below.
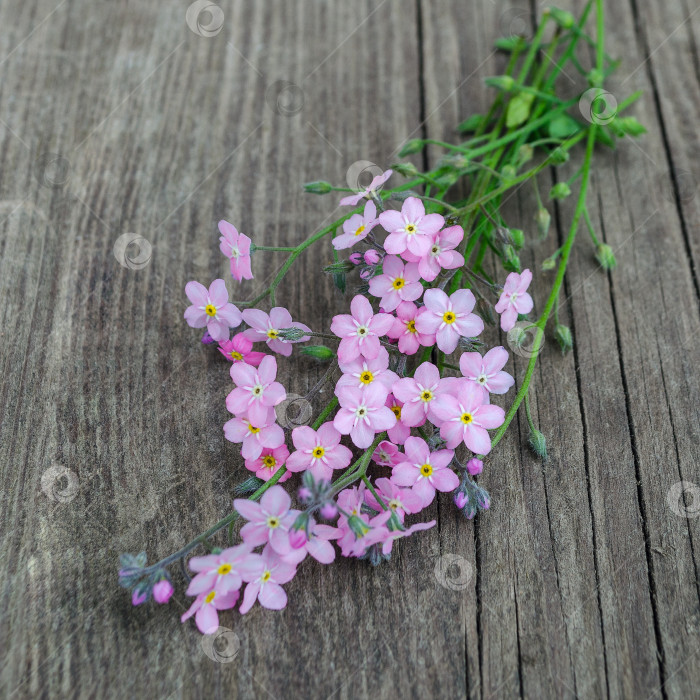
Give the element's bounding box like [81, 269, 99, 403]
[502, 244, 521, 273]
[457, 113, 484, 133]
[153, 579, 174, 604]
[347, 514, 370, 538]
[201, 331, 215, 345]
[391, 161, 419, 178]
[132, 586, 149, 606]
[300, 345, 335, 361]
[529, 428, 548, 460]
[297, 486, 312, 502]
[364, 249, 380, 265]
[596, 243, 617, 270]
[398, 139, 425, 157]
[323, 260, 355, 274]
[554, 324, 573, 355]
[550, 182, 572, 200]
[542, 251, 559, 271]
[509, 228, 524, 249]
[303, 180, 332, 195]
[454, 491, 468, 509]
[485, 75, 515, 92]
[536, 207, 551, 239]
[320, 501, 338, 520]
[549, 7, 575, 28]
[549, 147, 569, 165]
[349, 252, 362, 265]
[587, 69, 604, 88]
[517, 144, 534, 166]
[466, 458, 483, 476]
[500, 164, 517, 182]
[617, 117, 646, 137]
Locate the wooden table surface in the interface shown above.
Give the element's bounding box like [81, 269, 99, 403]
[2, 0, 699, 698]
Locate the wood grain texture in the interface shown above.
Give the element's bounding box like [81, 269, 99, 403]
[1, 0, 699, 698]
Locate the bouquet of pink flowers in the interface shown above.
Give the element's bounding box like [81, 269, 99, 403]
[119, 1, 645, 634]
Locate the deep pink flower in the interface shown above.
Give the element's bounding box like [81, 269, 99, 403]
[372, 439, 402, 467]
[378, 196, 444, 257]
[391, 361, 453, 427]
[391, 436, 458, 507]
[227, 355, 287, 425]
[339, 169, 392, 206]
[184, 279, 242, 342]
[186, 544, 264, 597]
[467, 457, 483, 475]
[402, 225, 465, 282]
[218, 220, 253, 281]
[245, 444, 291, 482]
[364, 477, 423, 521]
[386, 301, 435, 355]
[333, 383, 396, 448]
[430, 383, 505, 454]
[153, 579, 174, 604]
[239, 545, 297, 614]
[234, 485, 298, 556]
[218, 333, 266, 366]
[459, 346, 514, 399]
[181, 588, 240, 634]
[414, 288, 484, 354]
[495, 269, 533, 331]
[380, 519, 436, 555]
[368, 255, 423, 311]
[336, 346, 398, 393]
[286, 422, 353, 481]
[332, 200, 379, 249]
[349, 252, 362, 265]
[223, 415, 284, 460]
[242, 307, 311, 357]
[385, 394, 411, 444]
[330, 295, 394, 362]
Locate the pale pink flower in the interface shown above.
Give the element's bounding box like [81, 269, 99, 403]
[385, 394, 411, 444]
[332, 200, 379, 249]
[239, 545, 297, 614]
[368, 255, 423, 311]
[364, 477, 423, 521]
[227, 355, 287, 425]
[378, 196, 444, 257]
[391, 436, 458, 507]
[223, 415, 284, 460]
[245, 445, 291, 483]
[218, 333, 266, 366]
[330, 295, 394, 361]
[386, 301, 435, 355]
[402, 225, 465, 282]
[184, 279, 242, 342]
[391, 361, 453, 427]
[234, 485, 298, 556]
[380, 519, 436, 555]
[186, 544, 264, 597]
[286, 422, 353, 481]
[337, 484, 367, 518]
[495, 269, 533, 331]
[242, 307, 311, 357]
[281, 518, 341, 565]
[459, 346, 514, 399]
[181, 588, 240, 634]
[414, 288, 484, 354]
[336, 346, 398, 393]
[333, 383, 396, 448]
[218, 220, 253, 281]
[372, 439, 402, 467]
[337, 510, 392, 558]
[339, 169, 392, 206]
[430, 382, 505, 455]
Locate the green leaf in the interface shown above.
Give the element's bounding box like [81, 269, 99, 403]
[457, 113, 484, 133]
[506, 92, 534, 128]
[548, 113, 583, 139]
[494, 36, 526, 52]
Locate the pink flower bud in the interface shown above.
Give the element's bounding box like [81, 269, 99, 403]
[289, 528, 307, 549]
[359, 268, 372, 280]
[152, 579, 174, 604]
[201, 331, 215, 345]
[466, 458, 483, 476]
[349, 252, 362, 265]
[320, 501, 337, 520]
[297, 486, 312, 502]
[132, 588, 147, 606]
[363, 249, 380, 265]
[454, 491, 468, 509]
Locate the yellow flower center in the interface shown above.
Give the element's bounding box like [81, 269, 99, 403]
[217, 563, 232, 575]
[205, 304, 217, 317]
[248, 424, 261, 434]
[262, 455, 276, 468]
[392, 278, 405, 290]
[420, 463, 433, 477]
[406, 319, 417, 333]
[205, 591, 216, 604]
[420, 389, 433, 402]
[267, 329, 279, 339]
[360, 371, 374, 384]
[354, 225, 366, 237]
[261, 571, 271, 582]
[405, 223, 417, 235]
[312, 446, 325, 458]
[391, 405, 401, 419]
[389, 499, 401, 510]
[266, 516, 280, 529]
[443, 311, 456, 324]
[461, 412, 473, 424]
[357, 326, 368, 336]
[431, 245, 440, 255]
[230, 350, 243, 361]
